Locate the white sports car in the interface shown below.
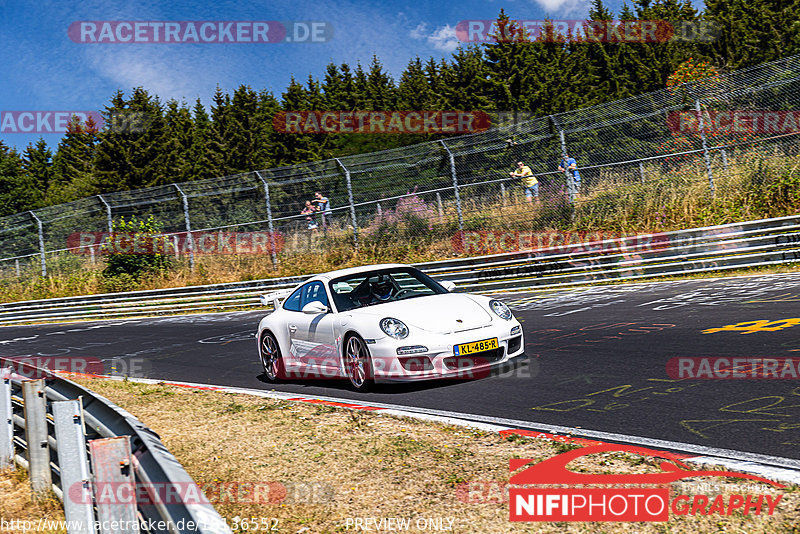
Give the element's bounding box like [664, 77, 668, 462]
[256, 263, 525, 391]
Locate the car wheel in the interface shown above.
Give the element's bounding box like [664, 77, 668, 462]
[259, 332, 285, 382]
[344, 334, 373, 392]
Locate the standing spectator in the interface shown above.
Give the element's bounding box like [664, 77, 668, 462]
[510, 161, 538, 203]
[558, 152, 581, 193]
[312, 191, 332, 227]
[301, 200, 318, 231]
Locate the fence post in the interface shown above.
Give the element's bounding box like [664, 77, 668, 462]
[335, 158, 359, 249]
[22, 379, 51, 494]
[376, 203, 382, 219]
[53, 399, 97, 534]
[436, 192, 444, 218]
[500, 182, 507, 205]
[695, 99, 716, 197]
[639, 161, 646, 184]
[551, 115, 576, 205]
[15, 259, 20, 277]
[721, 148, 729, 172]
[0, 370, 13, 469]
[29, 211, 46, 277]
[89, 437, 139, 534]
[97, 194, 113, 233]
[439, 140, 464, 233]
[173, 184, 195, 271]
[255, 171, 278, 268]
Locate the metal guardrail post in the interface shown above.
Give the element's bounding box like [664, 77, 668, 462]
[97, 195, 113, 233]
[695, 99, 716, 197]
[53, 399, 97, 534]
[173, 184, 195, 271]
[22, 379, 51, 493]
[0, 370, 13, 469]
[29, 211, 46, 277]
[89, 437, 140, 534]
[335, 158, 359, 249]
[439, 140, 464, 233]
[255, 171, 278, 268]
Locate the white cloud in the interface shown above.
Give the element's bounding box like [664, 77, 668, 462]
[82, 46, 219, 104]
[409, 23, 460, 53]
[531, 0, 591, 16]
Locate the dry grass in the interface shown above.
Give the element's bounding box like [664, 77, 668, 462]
[69, 378, 800, 533]
[0, 469, 66, 533]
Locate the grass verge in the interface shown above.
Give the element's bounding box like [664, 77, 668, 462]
[0, 469, 65, 534]
[69, 378, 800, 533]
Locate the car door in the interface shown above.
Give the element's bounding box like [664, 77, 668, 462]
[293, 281, 339, 374]
[280, 285, 305, 366]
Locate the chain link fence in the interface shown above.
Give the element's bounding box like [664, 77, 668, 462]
[4, 54, 800, 280]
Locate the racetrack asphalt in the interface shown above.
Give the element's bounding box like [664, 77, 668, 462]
[3, 272, 800, 461]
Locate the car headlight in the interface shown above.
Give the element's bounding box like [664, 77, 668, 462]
[489, 300, 513, 320]
[380, 318, 409, 339]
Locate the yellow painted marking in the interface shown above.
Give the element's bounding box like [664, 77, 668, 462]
[702, 318, 800, 335]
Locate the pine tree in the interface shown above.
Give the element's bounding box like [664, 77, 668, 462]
[93, 87, 169, 190]
[704, 0, 800, 71]
[0, 141, 37, 215]
[484, 9, 539, 111]
[50, 115, 99, 202]
[22, 138, 53, 204]
[161, 100, 195, 183]
[188, 98, 221, 180]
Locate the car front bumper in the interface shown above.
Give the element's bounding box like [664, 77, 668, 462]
[365, 326, 526, 382]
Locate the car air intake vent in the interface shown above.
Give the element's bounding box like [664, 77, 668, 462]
[443, 347, 505, 370]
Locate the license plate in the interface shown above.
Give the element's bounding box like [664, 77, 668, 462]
[454, 337, 498, 356]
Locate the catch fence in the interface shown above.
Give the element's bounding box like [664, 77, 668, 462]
[4, 54, 800, 278]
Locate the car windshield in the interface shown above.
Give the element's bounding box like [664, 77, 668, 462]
[329, 267, 447, 312]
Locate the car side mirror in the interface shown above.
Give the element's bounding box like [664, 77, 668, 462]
[302, 301, 329, 314]
[440, 280, 456, 292]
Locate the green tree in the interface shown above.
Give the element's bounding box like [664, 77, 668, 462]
[50, 115, 99, 203]
[93, 88, 169, 191]
[22, 138, 53, 206]
[0, 142, 37, 216]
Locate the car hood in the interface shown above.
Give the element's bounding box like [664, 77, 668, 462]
[346, 293, 494, 334]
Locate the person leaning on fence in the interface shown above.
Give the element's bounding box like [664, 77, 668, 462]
[301, 200, 319, 231]
[312, 191, 332, 227]
[558, 152, 581, 192]
[510, 161, 538, 203]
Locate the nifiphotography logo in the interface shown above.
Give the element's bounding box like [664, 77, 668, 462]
[509, 443, 785, 522]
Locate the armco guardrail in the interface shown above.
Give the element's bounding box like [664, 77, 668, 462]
[1, 215, 800, 325]
[0, 361, 232, 534]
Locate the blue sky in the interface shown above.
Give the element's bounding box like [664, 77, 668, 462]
[1, 0, 696, 151]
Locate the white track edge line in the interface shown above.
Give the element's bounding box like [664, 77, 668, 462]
[86, 375, 800, 485]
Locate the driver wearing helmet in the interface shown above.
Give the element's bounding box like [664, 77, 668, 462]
[369, 274, 395, 303]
